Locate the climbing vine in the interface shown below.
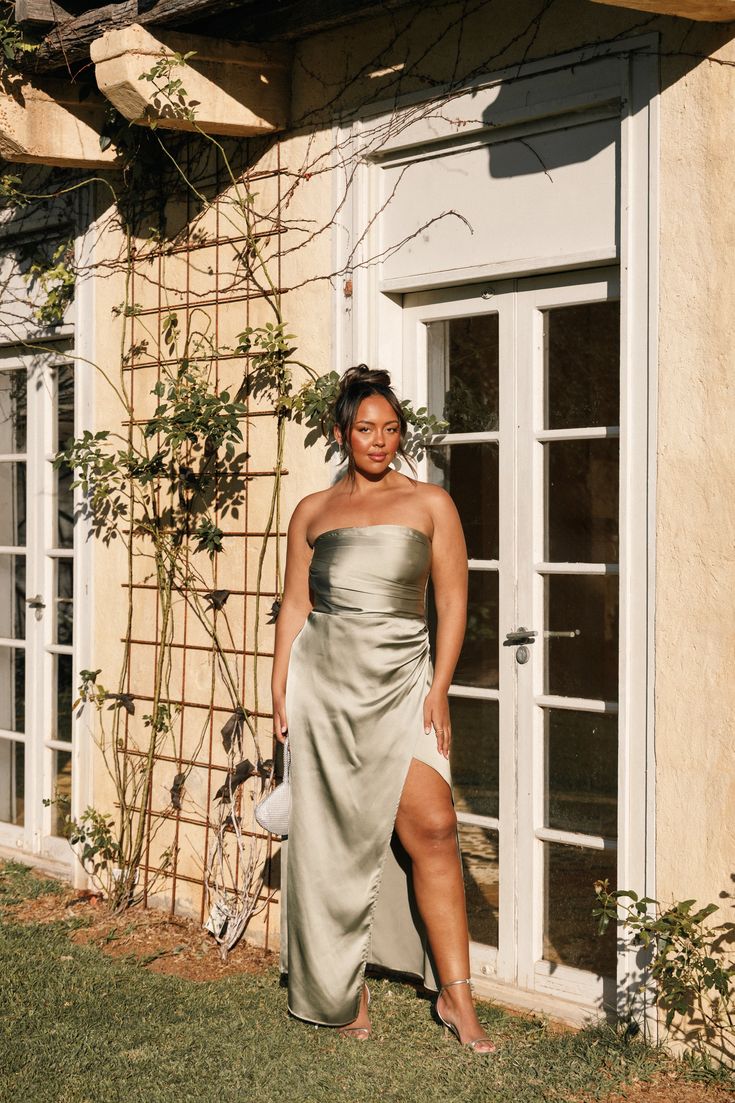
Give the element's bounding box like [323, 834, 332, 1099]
[24, 240, 76, 327]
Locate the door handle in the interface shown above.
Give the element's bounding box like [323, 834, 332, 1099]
[504, 627, 536, 665]
[503, 627, 537, 646]
[25, 594, 46, 621]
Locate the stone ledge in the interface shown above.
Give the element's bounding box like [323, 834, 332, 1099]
[91, 23, 291, 137]
[0, 79, 118, 168]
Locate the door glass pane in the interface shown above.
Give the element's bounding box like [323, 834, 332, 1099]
[55, 363, 74, 451]
[455, 570, 498, 689]
[0, 369, 27, 452]
[544, 842, 616, 976]
[545, 439, 619, 563]
[545, 575, 618, 701]
[545, 709, 617, 837]
[0, 553, 26, 638]
[0, 738, 24, 826]
[459, 823, 499, 947]
[56, 464, 74, 548]
[55, 559, 73, 645]
[428, 314, 499, 432]
[451, 697, 499, 819]
[0, 645, 25, 732]
[545, 301, 619, 429]
[54, 654, 73, 742]
[429, 442, 498, 560]
[0, 462, 26, 545]
[55, 363, 75, 548]
[51, 748, 72, 837]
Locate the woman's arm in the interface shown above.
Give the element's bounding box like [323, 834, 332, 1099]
[271, 502, 314, 744]
[424, 488, 468, 758]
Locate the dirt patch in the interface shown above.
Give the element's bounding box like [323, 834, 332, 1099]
[3, 879, 276, 981]
[594, 1073, 733, 1103]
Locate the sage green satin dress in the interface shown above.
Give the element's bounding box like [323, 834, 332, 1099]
[281, 524, 452, 1026]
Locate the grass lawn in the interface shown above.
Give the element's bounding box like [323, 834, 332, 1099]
[0, 860, 732, 1103]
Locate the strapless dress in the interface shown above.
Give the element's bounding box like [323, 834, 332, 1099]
[280, 524, 452, 1026]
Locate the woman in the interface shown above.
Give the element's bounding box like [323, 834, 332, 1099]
[271, 365, 495, 1053]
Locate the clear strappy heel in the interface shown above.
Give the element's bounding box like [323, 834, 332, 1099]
[338, 982, 371, 1041]
[435, 978, 496, 1054]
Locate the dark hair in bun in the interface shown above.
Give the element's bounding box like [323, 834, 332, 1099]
[334, 364, 413, 479]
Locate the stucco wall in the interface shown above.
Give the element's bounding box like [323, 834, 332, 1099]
[655, 38, 735, 914]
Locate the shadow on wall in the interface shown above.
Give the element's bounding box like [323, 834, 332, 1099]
[479, 18, 734, 180]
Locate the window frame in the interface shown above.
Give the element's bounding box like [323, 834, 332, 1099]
[0, 193, 95, 880]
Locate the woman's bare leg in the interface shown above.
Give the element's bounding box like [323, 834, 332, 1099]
[394, 758, 494, 1049]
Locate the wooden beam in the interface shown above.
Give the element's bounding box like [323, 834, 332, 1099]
[30, 0, 256, 71]
[29, 0, 420, 72]
[15, 0, 71, 28]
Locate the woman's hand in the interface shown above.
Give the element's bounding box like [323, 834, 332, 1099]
[423, 687, 452, 759]
[272, 686, 288, 744]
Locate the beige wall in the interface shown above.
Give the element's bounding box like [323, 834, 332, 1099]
[655, 37, 735, 912]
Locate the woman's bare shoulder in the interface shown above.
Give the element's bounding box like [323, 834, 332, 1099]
[407, 478, 454, 510]
[407, 479, 460, 533]
[289, 489, 333, 531]
[389, 475, 456, 536]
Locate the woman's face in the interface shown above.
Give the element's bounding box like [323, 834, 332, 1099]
[340, 394, 401, 477]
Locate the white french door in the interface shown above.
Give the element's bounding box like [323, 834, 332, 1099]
[404, 267, 644, 1013]
[0, 335, 78, 864]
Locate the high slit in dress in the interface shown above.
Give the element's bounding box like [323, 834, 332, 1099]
[280, 523, 453, 1026]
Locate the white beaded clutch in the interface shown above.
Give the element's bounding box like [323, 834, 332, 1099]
[254, 738, 290, 837]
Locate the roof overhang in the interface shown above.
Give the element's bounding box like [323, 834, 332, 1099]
[588, 0, 735, 19]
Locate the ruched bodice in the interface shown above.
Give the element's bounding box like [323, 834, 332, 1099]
[309, 525, 430, 618]
[282, 523, 452, 1026]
